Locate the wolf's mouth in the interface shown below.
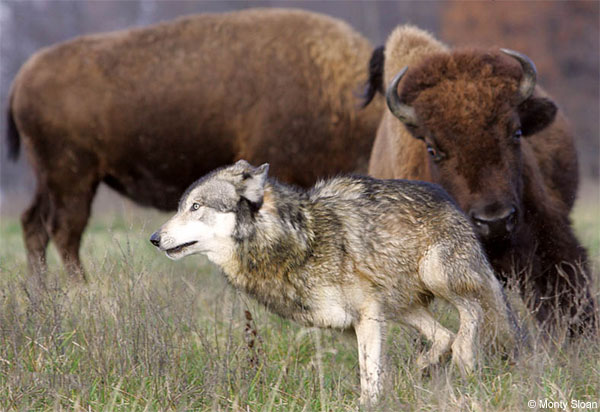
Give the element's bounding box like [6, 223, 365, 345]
[166, 241, 198, 255]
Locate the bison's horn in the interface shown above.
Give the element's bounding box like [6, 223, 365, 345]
[500, 48, 537, 103]
[386, 66, 418, 126]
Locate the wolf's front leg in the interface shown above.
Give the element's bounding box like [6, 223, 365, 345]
[354, 307, 385, 406]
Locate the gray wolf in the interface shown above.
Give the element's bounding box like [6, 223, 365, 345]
[363, 25, 596, 335]
[6, 8, 383, 280]
[150, 160, 518, 405]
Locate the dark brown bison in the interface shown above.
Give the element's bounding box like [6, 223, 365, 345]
[6, 9, 383, 281]
[365, 25, 596, 335]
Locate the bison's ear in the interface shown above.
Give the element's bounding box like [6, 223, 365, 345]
[518, 97, 557, 136]
[241, 163, 269, 206]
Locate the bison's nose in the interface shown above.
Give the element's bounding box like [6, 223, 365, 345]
[150, 232, 161, 247]
[470, 205, 517, 240]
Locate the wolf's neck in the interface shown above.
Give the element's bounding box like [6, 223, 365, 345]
[243, 181, 313, 272]
[222, 181, 315, 316]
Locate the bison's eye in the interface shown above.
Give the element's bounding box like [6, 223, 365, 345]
[513, 129, 523, 142]
[426, 144, 445, 162]
[191, 202, 201, 211]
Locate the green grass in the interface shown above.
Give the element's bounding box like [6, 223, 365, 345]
[0, 199, 598, 411]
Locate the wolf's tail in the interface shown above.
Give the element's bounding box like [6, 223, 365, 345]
[479, 271, 528, 357]
[6, 92, 20, 161]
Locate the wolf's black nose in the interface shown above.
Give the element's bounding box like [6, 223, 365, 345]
[150, 232, 161, 247]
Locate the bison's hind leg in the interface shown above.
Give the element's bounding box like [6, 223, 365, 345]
[21, 189, 51, 280]
[401, 305, 455, 370]
[22, 178, 98, 282]
[24, 152, 101, 282]
[47, 178, 99, 282]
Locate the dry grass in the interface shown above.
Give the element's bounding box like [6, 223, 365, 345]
[0, 191, 598, 411]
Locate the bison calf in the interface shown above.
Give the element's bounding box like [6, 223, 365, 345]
[150, 160, 518, 405]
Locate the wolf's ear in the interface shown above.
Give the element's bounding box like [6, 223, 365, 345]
[241, 163, 269, 205]
[234, 159, 252, 169]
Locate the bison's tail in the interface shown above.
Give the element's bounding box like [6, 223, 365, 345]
[6, 94, 20, 161]
[361, 45, 385, 108]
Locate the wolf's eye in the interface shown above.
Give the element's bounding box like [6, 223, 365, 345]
[191, 202, 200, 211]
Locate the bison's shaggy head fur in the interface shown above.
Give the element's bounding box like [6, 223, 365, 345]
[396, 49, 557, 241]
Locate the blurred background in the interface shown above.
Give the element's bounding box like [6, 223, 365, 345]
[1, 0, 598, 216]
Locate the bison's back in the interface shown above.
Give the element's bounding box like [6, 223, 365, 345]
[11, 8, 382, 209]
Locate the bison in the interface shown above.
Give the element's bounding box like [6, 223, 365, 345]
[6, 8, 383, 281]
[364, 25, 596, 335]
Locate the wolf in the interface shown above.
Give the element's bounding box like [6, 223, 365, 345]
[150, 160, 518, 405]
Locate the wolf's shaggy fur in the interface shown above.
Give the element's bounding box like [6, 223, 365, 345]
[366, 25, 596, 335]
[152, 160, 517, 405]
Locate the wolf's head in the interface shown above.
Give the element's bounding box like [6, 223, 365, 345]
[150, 160, 269, 263]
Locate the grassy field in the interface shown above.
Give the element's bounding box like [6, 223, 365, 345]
[0, 190, 598, 411]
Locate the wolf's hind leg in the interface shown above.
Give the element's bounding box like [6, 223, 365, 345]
[402, 305, 455, 369]
[446, 298, 482, 373]
[354, 304, 385, 406]
[419, 246, 483, 374]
